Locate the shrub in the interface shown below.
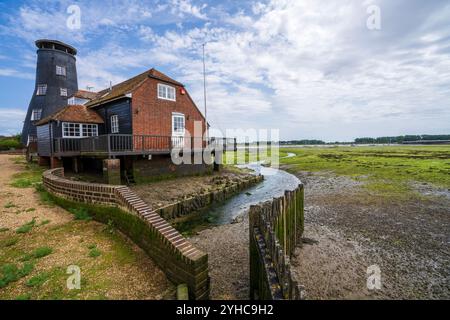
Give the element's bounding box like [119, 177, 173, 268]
[0, 137, 22, 151]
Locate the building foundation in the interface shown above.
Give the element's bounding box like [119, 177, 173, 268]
[103, 159, 121, 185]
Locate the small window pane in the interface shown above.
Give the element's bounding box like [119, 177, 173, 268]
[37, 84, 47, 95]
[172, 115, 185, 134]
[63, 123, 81, 137]
[60, 88, 67, 96]
[56, 65, 66, 76]
[31, 109, 42, 121]
[158, 84, 176, 101]
[111, 115, 119, 133]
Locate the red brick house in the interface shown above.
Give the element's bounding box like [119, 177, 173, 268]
[36, 68, 235, 184]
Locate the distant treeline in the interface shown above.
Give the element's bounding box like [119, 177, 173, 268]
[354, 135, 450, 144]
[280, 140, 326, 145]
[279, 135, 450, 145]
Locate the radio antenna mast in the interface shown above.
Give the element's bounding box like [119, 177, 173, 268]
[202, 43, 208, 139]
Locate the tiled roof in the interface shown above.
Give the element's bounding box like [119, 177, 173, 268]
[36, 105, 104, 125]
[86, 68, 183, 107]
[69, 90, 99, 100]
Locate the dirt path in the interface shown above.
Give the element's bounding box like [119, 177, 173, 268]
[0, 156, 72, 230]
[0, 155, 174, 300]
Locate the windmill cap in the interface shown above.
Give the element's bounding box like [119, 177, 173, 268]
[35, 39, 77, 55]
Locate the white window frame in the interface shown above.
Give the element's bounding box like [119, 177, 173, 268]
[56, 65, 66, 76]
[110, 115, 119, 133]
[62, 122, 98, 138]
[30, 109, 42, 121]
[60, 88, 68, 96]
[36, 84, 47, 96]
[172, 113, 185, 136]
[157, 83, 176, 101]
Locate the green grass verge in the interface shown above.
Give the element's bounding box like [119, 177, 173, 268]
[10, 161, 44, 188]
[276, 145, 450, 198]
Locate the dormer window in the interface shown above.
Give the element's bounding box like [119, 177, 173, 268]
[60, 88, 68, 96]
[56, 65, 66, 76]
[30, 109, 42, 121]
[36, 84, 47, 96]
[157, 83, 176, 101]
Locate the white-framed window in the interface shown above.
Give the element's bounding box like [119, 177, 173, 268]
[172, 113, 185, 136]
[60, 88, 68, 96]
[110, 115, 119, 133]
[82, 124, 98, 137]
[62, 122, 80, 137]
[62, 122, 98, 138]
[36, 84, 47, 96]
[56, 65, 66, 76]
[30, 109, 42, 121]
[157, 83, 176, 101]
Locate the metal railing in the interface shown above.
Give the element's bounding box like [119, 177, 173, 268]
[53, 135, 237, 155]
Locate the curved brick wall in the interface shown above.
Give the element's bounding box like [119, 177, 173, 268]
[42, 167, 209, 300]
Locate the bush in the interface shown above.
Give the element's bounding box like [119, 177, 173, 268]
[0, 136, 22, 151]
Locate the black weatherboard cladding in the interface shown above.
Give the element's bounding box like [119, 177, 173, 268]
[21, 40, 78, 144]
[94, 98, 132, 134]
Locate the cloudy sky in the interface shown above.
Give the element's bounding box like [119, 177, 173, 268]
[0, 0, 449, 141]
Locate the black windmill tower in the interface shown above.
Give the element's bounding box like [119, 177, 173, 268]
[21, 39, 79, 146]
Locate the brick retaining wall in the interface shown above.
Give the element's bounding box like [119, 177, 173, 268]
[42, 167, 209, 300]
[155, 174, 264, 220]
